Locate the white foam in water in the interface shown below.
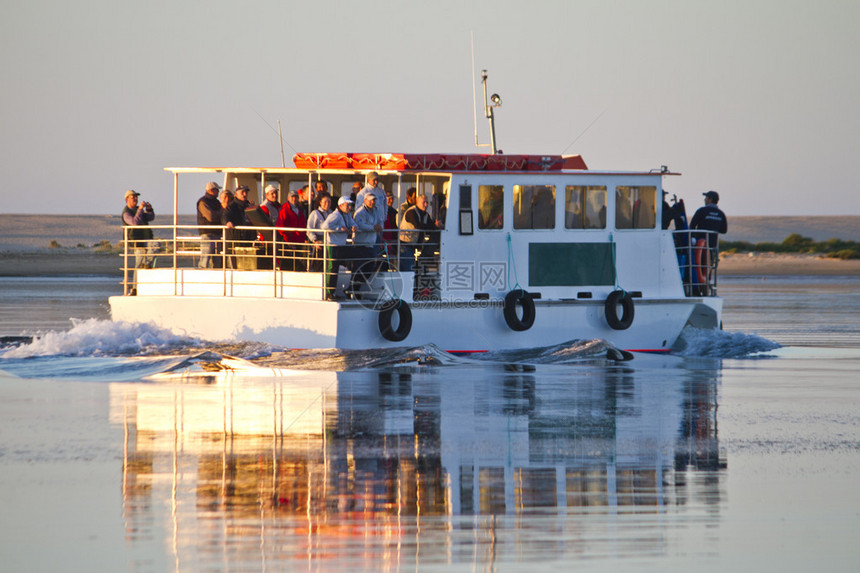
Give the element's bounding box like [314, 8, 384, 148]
[675, 326, 781, 358]
[0, 318, 198, 359]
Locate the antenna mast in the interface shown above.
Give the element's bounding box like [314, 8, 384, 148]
[481, 70, 502, 154]
[473, 67, 503, 154]
[277, 120, 286, 168]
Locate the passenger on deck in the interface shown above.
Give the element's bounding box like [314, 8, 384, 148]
[382, 189, 399, 260]
[353, 192, 385, 296]
[223, 185, 253, 269]
[356, 171, 387, 256]
[306, 193, 333, 272]
[260, 184, 281, 225]
[399, 187, 416, 224]
[197, 181, 223, 268]
[349, 181, 362, 203]
[690, 190, 727, 247]
[121, 189, 155, 295]
[399, 193, 436, 272]
[313, 181, 328, 210]
[322, 197, 357, 300]
[275, 189, 308, 271]
[689, 190, 728, 295]
[297, 185, 311, 214]
[356, 172, 387, 225]
[435, 189, 447, 230]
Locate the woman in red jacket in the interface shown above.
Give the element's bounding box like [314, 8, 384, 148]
[275, 189, 308, 271]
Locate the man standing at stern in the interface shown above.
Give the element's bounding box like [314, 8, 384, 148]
[689, 190, 727, 295]
[121, 189, 156, 295]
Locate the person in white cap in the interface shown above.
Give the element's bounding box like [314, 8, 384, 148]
[197, 181, 223, 268]
[321, 196, 357, 299]
[121, 189, 155, 295]
[260, 183, 281, 225]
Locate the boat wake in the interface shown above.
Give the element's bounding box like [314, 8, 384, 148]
[0, 318, 200, 359]
[473, 339, 634, 364]
[673, 326, 781, 358]
[0, 319, 780, 382]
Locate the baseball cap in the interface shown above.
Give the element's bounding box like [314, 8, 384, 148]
[703, 190, 719, 203]
[264, 183, 279, 193]
[125, 190, 140, 200]
[338, 196, 353, 206]
[205, 181, 221, 191]
[287, 189, 298, 197]
[235, 185, 250, 192]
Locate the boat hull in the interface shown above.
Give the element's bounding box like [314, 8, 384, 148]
[109, 294, 719, 353]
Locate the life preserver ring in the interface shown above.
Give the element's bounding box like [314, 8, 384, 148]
[378, 300, 412, 342]
[694, 238, 710, 285]
[503, 289, 536, 331]
[605, 290, 635, 330]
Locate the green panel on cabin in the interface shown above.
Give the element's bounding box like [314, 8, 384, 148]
[528, 243, 615, 286]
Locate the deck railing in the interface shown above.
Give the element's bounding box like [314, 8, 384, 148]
[120, 224, 441, 300]
[671, 229, 720, 297]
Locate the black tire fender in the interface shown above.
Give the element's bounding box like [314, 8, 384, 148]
[605, 290, 635, 330]
[379, 300, 412, 342]
[503, 289, 536, 332]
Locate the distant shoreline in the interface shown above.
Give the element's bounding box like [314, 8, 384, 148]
[1, 213, 858, 277]
[2, 250, 859, 277]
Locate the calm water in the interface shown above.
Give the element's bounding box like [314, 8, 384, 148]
[1, 275, 859, 572]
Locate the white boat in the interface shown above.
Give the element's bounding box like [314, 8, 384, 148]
[109, 153, 721, 353]
[110, 78, 721, 353]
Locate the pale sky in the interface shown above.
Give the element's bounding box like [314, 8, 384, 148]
[2, 0, 859, 217]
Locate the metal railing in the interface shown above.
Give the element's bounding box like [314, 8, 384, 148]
[121, 224, 441, 301]
[671, 229, 720, 297]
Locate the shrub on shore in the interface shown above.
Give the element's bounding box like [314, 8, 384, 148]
[721, 233, 860, 259]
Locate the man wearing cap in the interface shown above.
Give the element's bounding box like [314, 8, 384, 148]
[223, 185, 254, 269]
[260, 183, 281, 225]
[322, 196, 357, 299]
[690, 190, 728, 295]
[690, 190, 727, 248]
[352, 192, 386, 297]
[197, 181, 224, 268]
[121, 189, 155, 294]
[275, 189, 308, 271]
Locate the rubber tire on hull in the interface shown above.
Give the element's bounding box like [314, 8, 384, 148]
[604, 290, 635, 330]
[503, 289, 536, 332]
[379, 300, 412, 342]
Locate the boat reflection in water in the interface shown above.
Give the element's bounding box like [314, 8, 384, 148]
[111, 360, 724, 568]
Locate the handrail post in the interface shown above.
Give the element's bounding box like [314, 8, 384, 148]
[273, 229, 278, 298]
[122, 226, 129, 295]
[322, 230, 329, 301]
[173, 172, 179, 296]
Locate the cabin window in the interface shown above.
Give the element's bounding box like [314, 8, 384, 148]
[615, 186, 657, 229]
[513, 185, 555, 230]
[478, 185, 504, 230]
[565, 186, 606, 229]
